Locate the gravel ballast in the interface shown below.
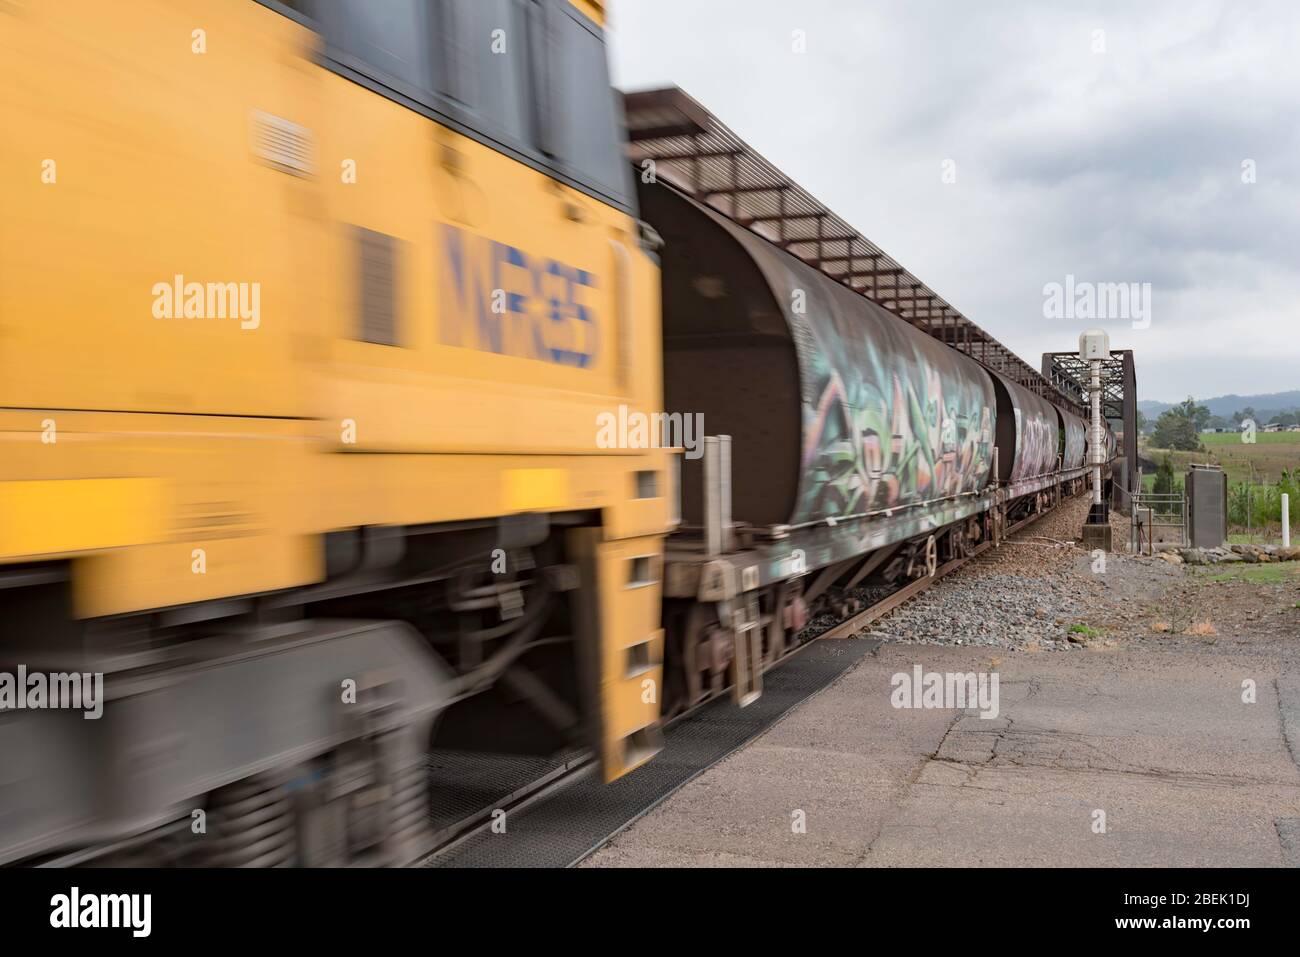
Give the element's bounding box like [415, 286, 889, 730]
[864, 496, 1182, 652]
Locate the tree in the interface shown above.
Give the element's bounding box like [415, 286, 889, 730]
[1151, 409, 1200, 451]
[1153, 454, 1178, 496]
[1135, 409, 1149, 434]
[1228, 482, 1252, 526]
[1174, 396, 1211, 432]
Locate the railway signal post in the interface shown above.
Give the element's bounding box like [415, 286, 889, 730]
[1080, 329, 1114, 550]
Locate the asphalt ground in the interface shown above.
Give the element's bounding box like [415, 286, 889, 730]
[584, 513, 1300, 867]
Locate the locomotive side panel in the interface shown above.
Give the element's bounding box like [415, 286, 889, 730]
[0, 0, 670, 867]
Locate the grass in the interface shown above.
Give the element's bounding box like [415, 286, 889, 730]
[1067, 623, 1102, 639]
[1193, 563, 1300, 584]
[1199, 431, 1299, 446]
[1149, 617, 1218, 637]
[1140, 433, 1300, 487]
[1227, 531, 1287, 545]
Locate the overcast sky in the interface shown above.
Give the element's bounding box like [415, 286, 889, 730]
[608, 0, 1300, 403]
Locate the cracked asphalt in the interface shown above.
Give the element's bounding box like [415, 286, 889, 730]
[585, 619, 1300, 867]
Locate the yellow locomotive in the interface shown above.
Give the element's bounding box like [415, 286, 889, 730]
[0, 0, 1120, 868]
[0, 0, 669, 865]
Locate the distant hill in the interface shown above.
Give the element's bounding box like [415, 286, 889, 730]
[1139, 390, 1300, 421]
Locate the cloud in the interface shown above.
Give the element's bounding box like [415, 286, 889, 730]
[610, 0, 1300, 400]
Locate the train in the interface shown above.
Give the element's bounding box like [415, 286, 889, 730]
[643, 177, 1111, 714]
[0, 0, 1114, 866]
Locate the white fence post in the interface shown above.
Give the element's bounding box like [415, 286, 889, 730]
[1283, 493, 1291, 548]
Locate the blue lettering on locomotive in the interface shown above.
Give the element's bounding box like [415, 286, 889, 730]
[439, 224, 598, 369]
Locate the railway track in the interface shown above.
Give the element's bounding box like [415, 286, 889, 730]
[31, 500, 1069, 869]
[413, 499, 1070, 867]
[815, 505, 1053, 641]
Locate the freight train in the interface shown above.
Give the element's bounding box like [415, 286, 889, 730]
[0, 0, 1114, 866]
[642, 178, 1111, 715]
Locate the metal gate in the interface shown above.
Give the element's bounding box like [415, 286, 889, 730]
[1130, 489, 1187, 554]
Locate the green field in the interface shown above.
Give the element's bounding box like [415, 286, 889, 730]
[1140, 432, 1299, 540]
[1142, 432, 1299, 486]
[1198, 431, 1299, 446]
[1196, 433, 1299, 487]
